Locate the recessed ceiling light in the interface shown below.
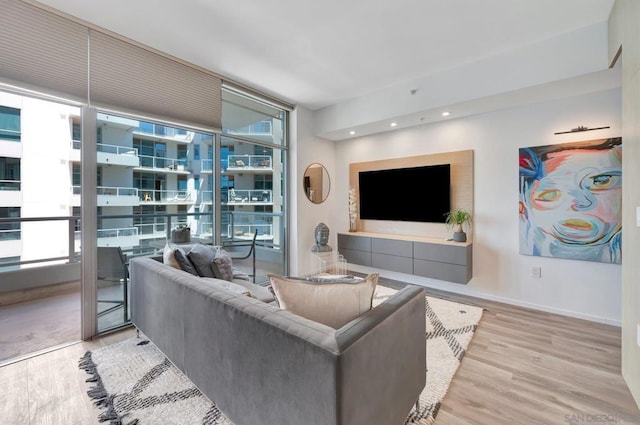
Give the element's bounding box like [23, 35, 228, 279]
[349, 130, 355, 135]
[442, 111, 451, 117]
[390, 122, 397, 127]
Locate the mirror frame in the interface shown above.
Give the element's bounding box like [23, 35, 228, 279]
[303, 162, 331, 204]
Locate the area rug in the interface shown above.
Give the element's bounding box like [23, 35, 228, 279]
[79, 286, 483, 425]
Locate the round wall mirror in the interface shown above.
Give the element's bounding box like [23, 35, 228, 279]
[303, 163, 331, 204]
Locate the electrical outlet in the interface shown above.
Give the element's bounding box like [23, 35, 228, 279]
[531, 266, 542, 279]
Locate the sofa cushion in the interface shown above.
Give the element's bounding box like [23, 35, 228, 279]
[174, 248, 199, 276]
[187, 244, 217, 278]
[211, 248, 234, 281]
[268, 273, 379, 329]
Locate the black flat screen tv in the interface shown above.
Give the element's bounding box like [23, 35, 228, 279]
[358, 164, 450, 223]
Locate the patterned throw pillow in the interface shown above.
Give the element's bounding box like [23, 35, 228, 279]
[211, 248, 234, 281]
[187, 244, 216, 278]
[173, 248, 199, 276]
[268, 273, 379, 329]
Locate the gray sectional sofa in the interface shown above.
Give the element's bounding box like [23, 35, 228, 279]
[130, 256, 427, 425]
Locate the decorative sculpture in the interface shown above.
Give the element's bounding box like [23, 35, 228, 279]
[311, 222, 332, 252]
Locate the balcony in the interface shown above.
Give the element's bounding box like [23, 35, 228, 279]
[224, 189, 273, 205]
[224, 121, 273, 137]
[135, 155, 190, 174]
[225, 155, 272, 172]
[138, 189, 193, 205]
[97, 227, 139, 248]
[97, 186, 139, 207]
[97, 143, 139, 167]
[133, 123, 194, 143]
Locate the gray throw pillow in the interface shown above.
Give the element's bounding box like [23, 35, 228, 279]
[211, 248, 234, 281]
[187, 244, 216, 278]
[173, 248, 199, 276]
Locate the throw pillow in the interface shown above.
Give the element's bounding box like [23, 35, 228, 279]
[211, 247, 234, 281]
[173, 248, 199, 276]
[201, 278, 255, 298]
[187, 244, 216, 278]
[162, 243, 181, 270]
[268, 272, 379, 329]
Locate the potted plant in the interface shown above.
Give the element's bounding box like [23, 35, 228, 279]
[171, 224, 191, 243]
[445, 208, 472, 242]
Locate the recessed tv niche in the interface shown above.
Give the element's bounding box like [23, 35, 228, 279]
[358, 164, 451, 223]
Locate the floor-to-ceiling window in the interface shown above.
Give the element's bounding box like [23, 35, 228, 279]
[0, 89, 83, 363]
[221, 88, 288, 281]
[95, 111, 215, 332]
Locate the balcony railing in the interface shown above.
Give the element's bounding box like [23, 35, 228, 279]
[137, 155, 189, 171]
[138, 189, 192, 203]
[225, 189, 272, 204]
[224, 121, 272, 136]
[97, 186, 138, 197]
[0, 215, 79, 268]
[0, 180, 20, 191]
[135, 123, 193, 141]
[201, 159, 213, 172]
[0, 210, 283, 271]
[97, 143, 138, 156]
[97, 227, 139, 239]
[226, 155, 272, 170]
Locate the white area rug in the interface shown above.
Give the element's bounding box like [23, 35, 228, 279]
[80, 287, 483, 425]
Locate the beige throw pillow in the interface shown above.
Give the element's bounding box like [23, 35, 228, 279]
[163, 243, 181, 270]
[268, 273, 379, 329]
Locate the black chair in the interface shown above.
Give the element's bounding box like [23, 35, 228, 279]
[96, 246, 129, 322]
[223, 229, 257, 283]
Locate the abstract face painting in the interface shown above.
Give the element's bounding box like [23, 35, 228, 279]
[519, 138, 622, 263]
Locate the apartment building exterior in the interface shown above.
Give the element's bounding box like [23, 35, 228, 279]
[0, 90, 285, 271]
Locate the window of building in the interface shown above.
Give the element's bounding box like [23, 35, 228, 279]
[177, 145, 187, 161]
[0, 256, 20, 271]
[194, 144, 200, 160]
[72, 162, 81, 188]
[72, 206, 81, 231]
[0, 106, 21, 142]
[177, 175, 187, 191]
[0, 207, 20, 240]
[194, 175, 200, 190]
[72, 121, 81, 141]
[0, 157, 21, 190]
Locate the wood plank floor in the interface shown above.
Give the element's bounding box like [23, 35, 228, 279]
[1, 280, 639, 424]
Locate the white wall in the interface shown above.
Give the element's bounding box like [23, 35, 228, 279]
[290, 106, 337, 276]
[332, 88, 623, 325]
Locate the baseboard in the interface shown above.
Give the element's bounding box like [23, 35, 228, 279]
[348, 264, 621, 327]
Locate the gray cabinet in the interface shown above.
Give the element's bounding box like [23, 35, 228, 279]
[338, 233, 472, 284]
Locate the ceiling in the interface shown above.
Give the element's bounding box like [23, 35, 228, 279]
[33, 0, 615, 112]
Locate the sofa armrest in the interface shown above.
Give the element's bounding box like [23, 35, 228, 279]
[335, 286, 426, 425]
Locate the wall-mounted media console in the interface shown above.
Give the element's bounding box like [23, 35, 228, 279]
[349, 150, 473, 239]
[338, 232, 472, 284]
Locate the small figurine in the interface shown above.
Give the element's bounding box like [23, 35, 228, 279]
[312, 222, 332, 252]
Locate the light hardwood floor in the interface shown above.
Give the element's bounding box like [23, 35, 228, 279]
[1, 283, 639, 425]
